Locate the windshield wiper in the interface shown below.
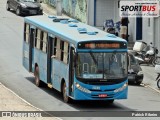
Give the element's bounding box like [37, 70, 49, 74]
[89, 52, 97, 65]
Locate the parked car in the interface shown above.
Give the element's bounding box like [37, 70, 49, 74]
[6, 0, 43, 16]
[128, 50, 144, 85]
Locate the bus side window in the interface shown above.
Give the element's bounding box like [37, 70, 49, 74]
[52, 38, 69, 64]
[60, 41, 64, 61]
[35, 29, 41, 49]
[40, 31, 47, 53]
[24, 23, 30, 43]
[63, 42, 69, 64]
[56, 38, 61, 60]
[40, 31, 43, 51]
[42, 32, 47, 53]
[53, 38, 57, 56]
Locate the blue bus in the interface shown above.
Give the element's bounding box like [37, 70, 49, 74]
[23, 15, 128, 103]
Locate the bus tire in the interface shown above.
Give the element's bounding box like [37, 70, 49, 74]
[62, 82, 71, 103]
[34, 66, 42, 87]
[107, 100, 114, 104]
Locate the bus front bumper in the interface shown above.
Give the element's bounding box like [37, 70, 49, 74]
[73, 82, 128, 100]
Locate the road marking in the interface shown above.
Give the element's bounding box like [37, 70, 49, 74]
[43, 12, 48, 16]
[141, 83, 160, 94]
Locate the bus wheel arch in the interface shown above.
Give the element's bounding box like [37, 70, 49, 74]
[61, 79, 71, 103]
[34, 63, 42, 87]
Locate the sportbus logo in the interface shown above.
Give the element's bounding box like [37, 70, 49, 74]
[120, 0, 159, 17]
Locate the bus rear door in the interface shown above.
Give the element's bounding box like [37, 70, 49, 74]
[23, 24, 35, 72]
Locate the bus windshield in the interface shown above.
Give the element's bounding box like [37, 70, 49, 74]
[76, 52, 127, 80]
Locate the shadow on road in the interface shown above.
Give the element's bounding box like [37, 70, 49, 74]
[25, 76, 134, 111]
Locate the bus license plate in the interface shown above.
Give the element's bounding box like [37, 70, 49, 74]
[99, 94, 107, 98]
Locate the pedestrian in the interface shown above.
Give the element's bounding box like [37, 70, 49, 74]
[120, 17, 129, 40]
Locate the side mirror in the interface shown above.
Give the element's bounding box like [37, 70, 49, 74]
[40, 0, 43, 3]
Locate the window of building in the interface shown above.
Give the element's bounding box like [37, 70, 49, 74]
[148, 18, 150, 27]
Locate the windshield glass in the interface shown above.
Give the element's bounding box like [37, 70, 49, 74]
[76, 52, 128, 79]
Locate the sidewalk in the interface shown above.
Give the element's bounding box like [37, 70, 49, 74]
[0, 82, 58, 120]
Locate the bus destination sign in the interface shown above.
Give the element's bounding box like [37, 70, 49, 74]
[78, 41, 127, 49]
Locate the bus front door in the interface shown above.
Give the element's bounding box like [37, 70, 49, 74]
[69, 47, 75, 96]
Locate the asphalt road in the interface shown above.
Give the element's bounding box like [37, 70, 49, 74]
[0, 0, 160, 120]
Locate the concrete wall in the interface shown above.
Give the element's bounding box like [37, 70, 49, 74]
[142, 18, 155, 44]
[87, 0, 94, 26]
[142, 9, 160, 55]
[48, 0, 87, 23]
[154, 17, 160, 56]
[62, 0, 87, 23]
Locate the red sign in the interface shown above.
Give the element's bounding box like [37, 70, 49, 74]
[98, 94, 107, 98]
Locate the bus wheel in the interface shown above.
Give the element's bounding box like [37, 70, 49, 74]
[34, 66, 42, 87]
[62, 82, 70, 103]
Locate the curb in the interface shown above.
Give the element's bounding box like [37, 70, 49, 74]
[0, 82, 62, 120]
[0, 82, 43, 111]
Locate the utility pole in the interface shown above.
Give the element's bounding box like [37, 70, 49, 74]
[56, 0, 62, 16]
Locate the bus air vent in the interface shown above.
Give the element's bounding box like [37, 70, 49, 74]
[87, 32, 98, 35]
[106, 34, 117, 38]
[77, 28, 87, 34]
[68, 19, 79, 23]
[60, 20, 69, 24]
[48, 15, 57, 19]
[68, 23, 78, 27]
[53, 18, 69, 22]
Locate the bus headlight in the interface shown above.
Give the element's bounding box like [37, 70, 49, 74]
[75, 83, 91, 94]
[114, 83, 128, 93]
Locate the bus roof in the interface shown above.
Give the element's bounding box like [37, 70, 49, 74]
[24, 15, 126, 45]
